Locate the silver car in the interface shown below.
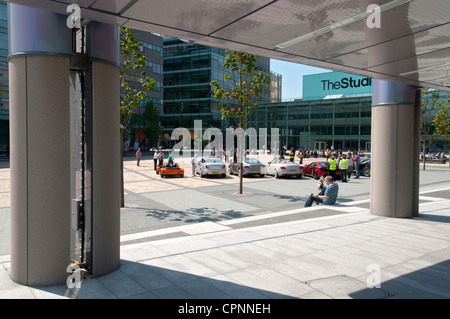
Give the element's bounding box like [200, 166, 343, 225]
[265, 159, 303, 178]
[196, 157, 226, 177]
[229, 158, 265, 177]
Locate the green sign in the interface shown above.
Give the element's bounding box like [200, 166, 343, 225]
[303, 71, 372, 101]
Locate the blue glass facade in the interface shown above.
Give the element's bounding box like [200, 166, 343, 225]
[162, 38, 280, 135]
[249, 96, 373, 151]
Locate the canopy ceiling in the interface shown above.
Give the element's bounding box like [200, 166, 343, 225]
[6, 0, 450, 91]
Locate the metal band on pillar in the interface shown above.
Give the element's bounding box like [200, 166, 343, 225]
[8, 4, 73, 59]
[372, 79, 416, 106]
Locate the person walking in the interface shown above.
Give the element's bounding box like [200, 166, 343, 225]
[191, 154, 197, 176]
[304, 175, 339, 207]
[339, 155, 348, 182]
[153, 150, 158, 170]
[136, 147, 142, 166]
[328, 156, 337, 181]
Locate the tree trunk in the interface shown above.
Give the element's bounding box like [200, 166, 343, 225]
[120, 132, 125, 207]
[239, 161, 243, 194]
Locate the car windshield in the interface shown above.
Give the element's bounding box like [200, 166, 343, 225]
[246, 159, 261, 164]
[203, 158, 223, 164]
[317, 162, 329, 167]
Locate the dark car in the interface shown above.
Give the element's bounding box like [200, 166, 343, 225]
[301, 161, 341, 180]
[358, 158, 371, 177]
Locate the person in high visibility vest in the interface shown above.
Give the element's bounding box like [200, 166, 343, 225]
[289, 147, 295, 162]
[339, 155, 348, 182]
[328, 156, 337, 181]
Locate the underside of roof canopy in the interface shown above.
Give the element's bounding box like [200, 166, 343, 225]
[6, 0, 450, 91]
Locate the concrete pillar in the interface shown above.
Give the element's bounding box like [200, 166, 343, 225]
[8, 4, 73, 285]
[9, 4, 121, 285]
[86, 22, 121, 277]
[370, 80, 420, 218]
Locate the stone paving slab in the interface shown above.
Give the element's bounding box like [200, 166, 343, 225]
[1, 193, 449, 300]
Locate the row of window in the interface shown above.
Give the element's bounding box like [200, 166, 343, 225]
[140, 41, 163, 57]
[145, 61, 163, 74]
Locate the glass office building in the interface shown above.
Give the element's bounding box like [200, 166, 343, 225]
[123, 29, 164, 144]
[250, 96, 372, 152]
[162, 38, 281, 139]
[250, 71, 449, 153]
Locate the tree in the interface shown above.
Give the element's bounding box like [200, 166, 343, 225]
[211, 50, 270, 194]
[142, 100, 163, 148]
[421, 89, 450, 169]
[420, 89, 439, 170]
[120, 27, 156, 207]
[432, 95, 450, 167]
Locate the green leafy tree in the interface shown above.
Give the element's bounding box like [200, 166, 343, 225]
[432, 95, 450, 167]
[421, 89, 438, 170]
[211, 50, 270, 194]
[142, 100, 163, 148]
[421, 89, 450, 169]
[120, 26, 156, 207]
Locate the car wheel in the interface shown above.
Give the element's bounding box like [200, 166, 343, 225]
[160, 174, 164, 178]
[362, 166, 370, 177]
[297, 174, 302, 179]
[274, 169, 279, 178]
[228, 166, 233, 175]
[180, 174, 184, 178]
[312, 171, 318, 179]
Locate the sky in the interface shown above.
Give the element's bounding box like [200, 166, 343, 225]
[270, 59, 331, 100]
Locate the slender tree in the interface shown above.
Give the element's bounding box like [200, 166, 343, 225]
[120, 27, 156, 207]
[211, 50, 270, 194]
[142, 100, 163, 148]
[421, 88, 450, 169]
[432, 94, 450, 167]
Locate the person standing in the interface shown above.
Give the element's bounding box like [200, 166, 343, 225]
[353, 151, 360, 179]
[289, 147, 295, 162]
[153, 150, 158, 170]
[158, 149, 164, 167]
[136, 147, 142, 166]
[168, 151, 174, 166]
[339, 155, 348, 182]
[191, 154, 197, 176]
[298, 149, 304, 164]
[329, 156, 337, 181]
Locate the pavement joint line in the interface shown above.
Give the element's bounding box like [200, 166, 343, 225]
[121, 214, 387, 264]
[119, 208, 371, 244]
[118, 189, 450, 244]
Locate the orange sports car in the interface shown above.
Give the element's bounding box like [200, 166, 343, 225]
[158, 163, 184, 178]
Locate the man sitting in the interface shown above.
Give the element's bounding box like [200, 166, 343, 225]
[304, 175, 339, 207]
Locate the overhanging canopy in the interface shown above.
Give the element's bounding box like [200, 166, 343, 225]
[6, 0, 450, 91]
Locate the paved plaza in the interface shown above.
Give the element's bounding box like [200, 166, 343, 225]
[0, 155, 449, 300]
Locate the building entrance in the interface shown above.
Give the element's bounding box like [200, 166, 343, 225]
[314, 141, 326, 151]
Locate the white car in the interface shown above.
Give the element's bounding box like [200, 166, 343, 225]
[265, 159, 303, 178]
[195, 157, 226, 178]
